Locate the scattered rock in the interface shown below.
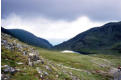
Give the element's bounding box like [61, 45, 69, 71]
[28, 53, 40, 66]
[1, 65, 9, 68]
[16, 62, 23, 65]
[113, 70, 121, 80]
[23, 73, 27, 75]
[69, 72, 73, 75]
[23, 51, 27, 56]
[36, 67, 44, 78]
[2, 65, 17, 74]
[5, 59, 8, 60]
[28, 59, 34, 67]
[44, 72, 49, 76]
[45, 65, 51, 71]
[109, 68, 118, 76]
[71, 75, 80, 80]
[41, 60, 44, 64]
[40, 75, 43, 78]
[36, 67, 42, 74]
[56, 75, 59, 78]
[16, 68, 21, 71]
[1, 74, 10, 80]
[3, 66, 17, 75]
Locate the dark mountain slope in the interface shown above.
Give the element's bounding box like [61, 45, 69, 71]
[1, 27, 52, 48]
[54, 21, 121, 54]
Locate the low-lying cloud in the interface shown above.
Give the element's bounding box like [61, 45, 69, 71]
[2, 14, 116, 45]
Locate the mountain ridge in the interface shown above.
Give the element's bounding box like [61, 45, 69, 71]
[54, 21, 121, 54]
[1, 27, 52, 49]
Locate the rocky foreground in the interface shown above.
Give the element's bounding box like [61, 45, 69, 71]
[1, 32, 81, 80]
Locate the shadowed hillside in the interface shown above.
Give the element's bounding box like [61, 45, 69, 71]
[54, 22, 121, 54]
[1, 27, 52, 48]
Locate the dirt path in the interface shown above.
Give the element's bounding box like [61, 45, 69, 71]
[57, 64, 91, 74]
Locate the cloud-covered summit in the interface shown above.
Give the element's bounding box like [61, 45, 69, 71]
[2, 14, 106, 45]
[2, 0, 121, 45]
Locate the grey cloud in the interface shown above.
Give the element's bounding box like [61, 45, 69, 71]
[2, 0, 121, 21]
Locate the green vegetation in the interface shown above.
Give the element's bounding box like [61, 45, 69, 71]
[1, 47, 39, 80]
[1, 32, 121, 80]
[2, 42, 121, 80]
[36, 47, 121, 79]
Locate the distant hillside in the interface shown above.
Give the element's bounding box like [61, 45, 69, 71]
[1, 27, 52, 48]
[54, 21, 121, 54]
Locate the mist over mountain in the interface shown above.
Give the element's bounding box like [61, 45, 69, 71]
[54, 21, 121, 54]
[2, 21, 121, 54]
[1, 27, 52, 48]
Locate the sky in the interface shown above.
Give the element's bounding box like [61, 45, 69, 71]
[1, 0, 121, 45]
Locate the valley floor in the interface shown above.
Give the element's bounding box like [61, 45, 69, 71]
[1, 32, 121, 80]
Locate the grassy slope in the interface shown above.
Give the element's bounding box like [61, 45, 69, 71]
[2, 45, 121, 80]
[2, 46, 112, 80]
[36, 47, 121, 79]
[1, 33, 121, 80]
[38, 48, 121, 68]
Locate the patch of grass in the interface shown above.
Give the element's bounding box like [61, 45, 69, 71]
[89, 54, 121, 67]
[36, 48, 119, 79]
[37, 48, 109, 71]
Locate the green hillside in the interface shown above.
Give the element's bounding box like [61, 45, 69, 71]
[54, 22, 121, 54]
[1, 32, 121, 80]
